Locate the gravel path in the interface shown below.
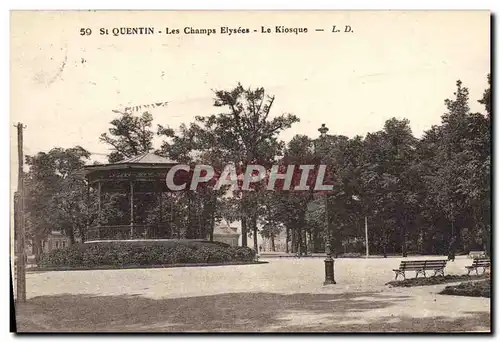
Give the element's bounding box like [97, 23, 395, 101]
[15, 256, 490, 332]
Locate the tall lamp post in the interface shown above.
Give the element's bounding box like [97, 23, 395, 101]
[318, 124, 336, 285]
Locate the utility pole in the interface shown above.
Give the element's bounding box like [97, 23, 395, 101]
[15, 122, 26, 302]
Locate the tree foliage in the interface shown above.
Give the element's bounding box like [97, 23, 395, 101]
[99, 111, 154, 162]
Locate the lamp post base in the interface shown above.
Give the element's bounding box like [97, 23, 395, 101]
[323, 258, 336, 285]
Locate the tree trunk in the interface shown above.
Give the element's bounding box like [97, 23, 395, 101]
[401, 221, 407, 258]
[312, 227, 320, 253]
[68, 225, 76, 245]
[285, 226, 289, 253]
[299, 210, 307, 255]
[241, 194, 247, 247]
[271, 234, 275, 252]
[303, 228, 308, 255]
[419, 227, 423, 254]
[33, 237, 43, 263]
[186, 192, 193, 239]
[81, 229, 86, 243]
[291, 226, 296, 253]
[241, 217, 247, 247]
[209, 197, 215, 242]
[197, 198, 203, 239]
[484, 225, 490, 256]
[297, 224, 302, 256]
[382, 225, 387, 258]
[252, 215, 258, 252]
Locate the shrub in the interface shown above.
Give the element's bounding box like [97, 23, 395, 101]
[440, 280, 490, 298]
[337, 252, 363, 258]
[386, 273, 489, 287]
[39, 247, 82, 267]
[38, 241, 256, 269]
[169, 245, 197, 264]
[229, 246, 257, 262]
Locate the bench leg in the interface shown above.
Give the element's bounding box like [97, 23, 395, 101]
[394, 270, 404, 280]
[415, 270, 424, 278]
[434, 269, 444, 277]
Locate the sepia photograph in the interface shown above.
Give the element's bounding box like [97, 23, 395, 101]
[10, 10, 491, 333]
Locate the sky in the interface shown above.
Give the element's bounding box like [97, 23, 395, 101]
[10, 10, 490, 190]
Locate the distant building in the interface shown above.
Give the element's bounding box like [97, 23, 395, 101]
[14, 231, 71, 256]
[41, 231, 71, 253]
[13, 231, 71, 269]
[210, 223, 240, 247]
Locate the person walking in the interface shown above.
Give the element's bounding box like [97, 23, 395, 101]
[447, 236, 456, 262]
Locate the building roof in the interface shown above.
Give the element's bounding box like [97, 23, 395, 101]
[213, 224, 240, 236]
[79, 152, 178, 176]
[114, 153, 177, 164]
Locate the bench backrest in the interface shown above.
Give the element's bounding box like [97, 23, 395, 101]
[469, 251, 486, 259]
[399, 260, 447, 270]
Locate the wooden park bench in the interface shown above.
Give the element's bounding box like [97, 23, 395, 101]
[393, 259, 448, 280]
[465, 257, 490, 275]
[468, 251, 486, 259]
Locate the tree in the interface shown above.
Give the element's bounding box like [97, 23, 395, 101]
[24, 146, 91, 257]
[158, 121, 229, 240]
[428, 81, 474, 249]
[100, 110, 154, 162]
[357, 118, 418, 257]
[258, 191, 284, 252]
[189, 83, 299, 247]
[323, 135, 365, 256]
[417, 78, 491, 256]
[305, 198, 326, 253]
[478, 73, 491, 118]
[270, 135, 332, 254]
